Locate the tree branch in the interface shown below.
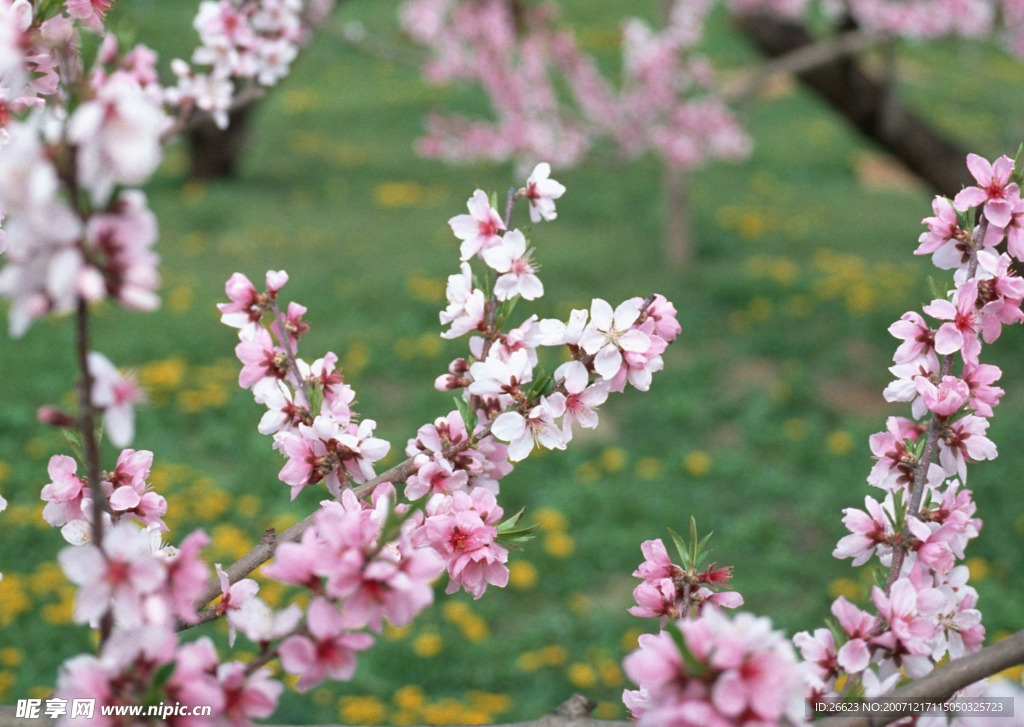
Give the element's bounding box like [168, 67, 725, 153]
[816, 629, 1024, 727]
[733, 13, 972, 197]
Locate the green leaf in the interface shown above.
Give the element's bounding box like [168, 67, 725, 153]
[453, 395, 477, 432]
[926, 275, 949, 302]
[665, 621, 709, 677]
[666, 526, 691, 569]
[496, 509, 540, 546]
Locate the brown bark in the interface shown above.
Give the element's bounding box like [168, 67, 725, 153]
[734, 14, 973, 198]
[186, 102, 257, 179]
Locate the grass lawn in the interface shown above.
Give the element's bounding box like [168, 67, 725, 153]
[2, 1, 1024, 724]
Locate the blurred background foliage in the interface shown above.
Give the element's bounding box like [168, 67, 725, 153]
[2, 0, 1024, 724]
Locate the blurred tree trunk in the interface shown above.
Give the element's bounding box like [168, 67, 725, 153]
[663, 165, 692, 268]
[734, 13, 973, 198]
[187, 101, 258, 179]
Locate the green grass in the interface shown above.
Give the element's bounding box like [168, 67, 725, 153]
[2, 1, 1024, 724]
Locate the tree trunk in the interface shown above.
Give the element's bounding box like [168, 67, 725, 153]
[734, 14, 973, 198]
[186, 102, 258, 179]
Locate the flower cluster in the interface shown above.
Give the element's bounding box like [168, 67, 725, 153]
[259, 486, 443, 689]
[794, 152, 1024, 707]
[219, 270, 390, 500]
[53, 524, 283, 724]
[629, 538, 742, 623]
[223, 165, 679, 603]
[623, 610, 808, 726]
[399, 0, 748, 171]
[168, 0, 338, 128]
[41, 449, 167, 545]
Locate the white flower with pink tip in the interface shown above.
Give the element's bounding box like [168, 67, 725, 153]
[579, 298, 651, 380]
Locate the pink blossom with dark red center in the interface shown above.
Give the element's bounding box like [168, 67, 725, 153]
[871, 578, 946, 674]
[888, 311, 935, 364]
[217, 661, 283, 724]
[629, 578, 680, 620]
[915, 195, 968, 268]
[923, 279, 983, 364]
[937, 414, 997, 482]
[833, 495, 893, 566]
[622, 610, 807, 726]
[235, 327, 288, 390]
[278, 597, 373, 691]
[867, 416, 926, 490]
[418, 488, 508, 599]
[915, 375, 970, 417]
[521, 162, 565, 223]
[449, 189, 505, 260]
[953, 153, 1020, 228]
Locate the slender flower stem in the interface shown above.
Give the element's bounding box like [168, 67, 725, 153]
[75, 299, 110, 548]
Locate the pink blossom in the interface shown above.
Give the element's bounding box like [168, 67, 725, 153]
[278, 597, 373, 690]
[215, 564, 262, 648]
[889, 311, 935, 364]
[867, 416, 926, 490]
[405, 452, 469, 500]
[217, 662, 284, 724]
[833, 495, 892, 566]
[58, 523, 167, 628]
[419, 488, 509, 599]
[641, 294, 682, 343]
[65, 0, 112, 30]
[883, 350, 940, 419]
[629, 578, 680, 620]
[831, 596, 877, 674]
[953, 153, 1020, 228]
[521, 162, 566, 222]
[67, 76, 167, 205]
[922, 279, 983, 364]
[41, 454, 88, 533]
[165, 530, 210, 625]
[962, 361, 1003, 418]
[793, 628, 838, 688]
[88, 352, 144, 448]
[915, 195, 967, 268]
[449, 189, 505, 260]
[915, 375, 970, 417]
[633, 539, 682, 581]
[937, 414, 997, 481]
[622, 610, 806, 726]
[235, 327, 288, 390]
[556, 360, 608, 440]
[871, 578, 946, 669]
[166, 637, 225, 725]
